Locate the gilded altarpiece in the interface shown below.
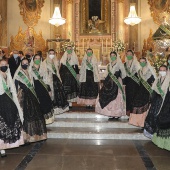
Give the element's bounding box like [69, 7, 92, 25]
[73, 0, 117, 64]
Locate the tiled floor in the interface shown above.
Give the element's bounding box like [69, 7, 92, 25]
[1, 139, 170, 170]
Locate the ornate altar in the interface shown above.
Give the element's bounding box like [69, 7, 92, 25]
[10, 27, 46, 57]
[9, 0, 46, 56]
[148, 0, 170, 25]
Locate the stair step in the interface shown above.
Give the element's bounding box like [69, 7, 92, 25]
[47, 118, 136, 129]
[56, 112, 129, 119]
[47, 127, 148, 140]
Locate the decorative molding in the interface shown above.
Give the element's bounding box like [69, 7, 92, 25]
[65, 0, 73, 4]
[18, 0, 45, 27]
[148, 0, 170, 25]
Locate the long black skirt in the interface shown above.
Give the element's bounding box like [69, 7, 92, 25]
[144, 91, 163, 135]
[53, 74, 69, 110]
[34, 80, 54, 120]
[79, 70, 99, 99]
[60, 65, 79, 101]
[125, 76, 139, 112]
[0, 93, 22, 144]
[18, 82, 47, 142]
[99, 75, 118, 109]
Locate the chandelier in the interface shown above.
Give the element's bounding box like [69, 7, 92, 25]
[124, 3, 141, 26]
[49, 7, 66, 27]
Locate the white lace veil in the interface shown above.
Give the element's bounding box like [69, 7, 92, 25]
[60, 47, 79, 66]
[108, 51, 126, 79]
[6, 68, 23, 123]
[125, 50, 140, 73]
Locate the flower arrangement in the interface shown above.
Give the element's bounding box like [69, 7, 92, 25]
[112, 39, 125, 52]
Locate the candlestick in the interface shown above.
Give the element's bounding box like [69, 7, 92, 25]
[102, 39, 103, 54]
[106, 39, 107, 53]
[83, 38, 84, 53]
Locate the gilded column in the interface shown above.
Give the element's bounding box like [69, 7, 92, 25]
[0, 0, 7, 46]
[117, 0, 125, 41]
[65, 0, 73, 41]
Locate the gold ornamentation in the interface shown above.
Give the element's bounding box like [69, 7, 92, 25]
[142, 29, 154, 56]
[18, 0, 45, 27]
[148, 0, 170, 25]
[80, 0, 111, 35]
[65, 0, 73, 4]
[10, 27, 46, 56]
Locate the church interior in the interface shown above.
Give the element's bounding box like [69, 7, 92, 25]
[0, 0, 170, 170]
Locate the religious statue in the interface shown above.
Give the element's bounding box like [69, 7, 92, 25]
[25, 0, 37, 12]
[23, 27, 35, 55]
[88, 16, 105, 34]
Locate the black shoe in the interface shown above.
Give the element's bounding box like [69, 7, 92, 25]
[69, 106, 72, 109]
[1, 153, 7, 158]
[108, 117, 115, 121]
[89, 106, 93, 109]
[86, 105, 90, 109]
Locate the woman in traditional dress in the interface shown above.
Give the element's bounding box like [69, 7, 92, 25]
[29, 54, 54, 124]
[14, 58, 47, 143]
[0, 59, 24, 157]
[77, 48, 100, 109]
[124, 49, 140, 116]
[144, 65, 169, 139]
[152, 69, 170, 151]
[95, 51, 126, 119]
[129, 57, 156, 127]
[40, 49, 69, 114]
[60, 46, 79, 108]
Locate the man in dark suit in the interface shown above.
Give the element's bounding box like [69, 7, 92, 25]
[8, 50, 21, 78]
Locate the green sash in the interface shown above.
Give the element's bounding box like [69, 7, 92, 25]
[18, 71, 38, 100]
[156, 80, 164, 98]
[125, 64, 140, 85]
[138, 72, 153, 95]
[32, 66, 48, 91]
[2, 79, 13, 100]
[52, 63, 57, 74]
[86, 60, 93, 72]
[66, 60, 80, 86]
[108, 65, 126, 101]
[160, 25, 170, 36]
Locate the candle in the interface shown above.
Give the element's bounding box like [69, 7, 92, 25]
[106, 39, 107, 53]
[101, 40, 103, 54]
[83, 38, 84, 53]
[78, 41, 79, 52]
[111, 39, 112, 51]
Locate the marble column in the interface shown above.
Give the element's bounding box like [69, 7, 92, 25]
[0, 0, 7, 47]
[65, 0, 73, 41]
[117, 0, 125, 41]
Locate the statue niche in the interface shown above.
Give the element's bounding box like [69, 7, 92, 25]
[80, 0, 111, 35]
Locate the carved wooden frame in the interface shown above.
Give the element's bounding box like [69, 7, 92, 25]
[18, 0, 45, 27]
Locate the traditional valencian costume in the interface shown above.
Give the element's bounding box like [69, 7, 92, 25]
[40, 51, 69, 114]
[77, 49, 100, 107]
[60, 47, 79, 105]
[144, 67, 170, 139]
[129, 58, 156, 127]
[29, 55, 54, 124]
[152, 72, 170, 151]
[14, 58, 47, 143]
[95, 51, 126, 118]
[124, 50, 140, 115]
[0, 65, 24, 154]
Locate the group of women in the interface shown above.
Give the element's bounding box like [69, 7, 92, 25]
[0, 47, 169, 158]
